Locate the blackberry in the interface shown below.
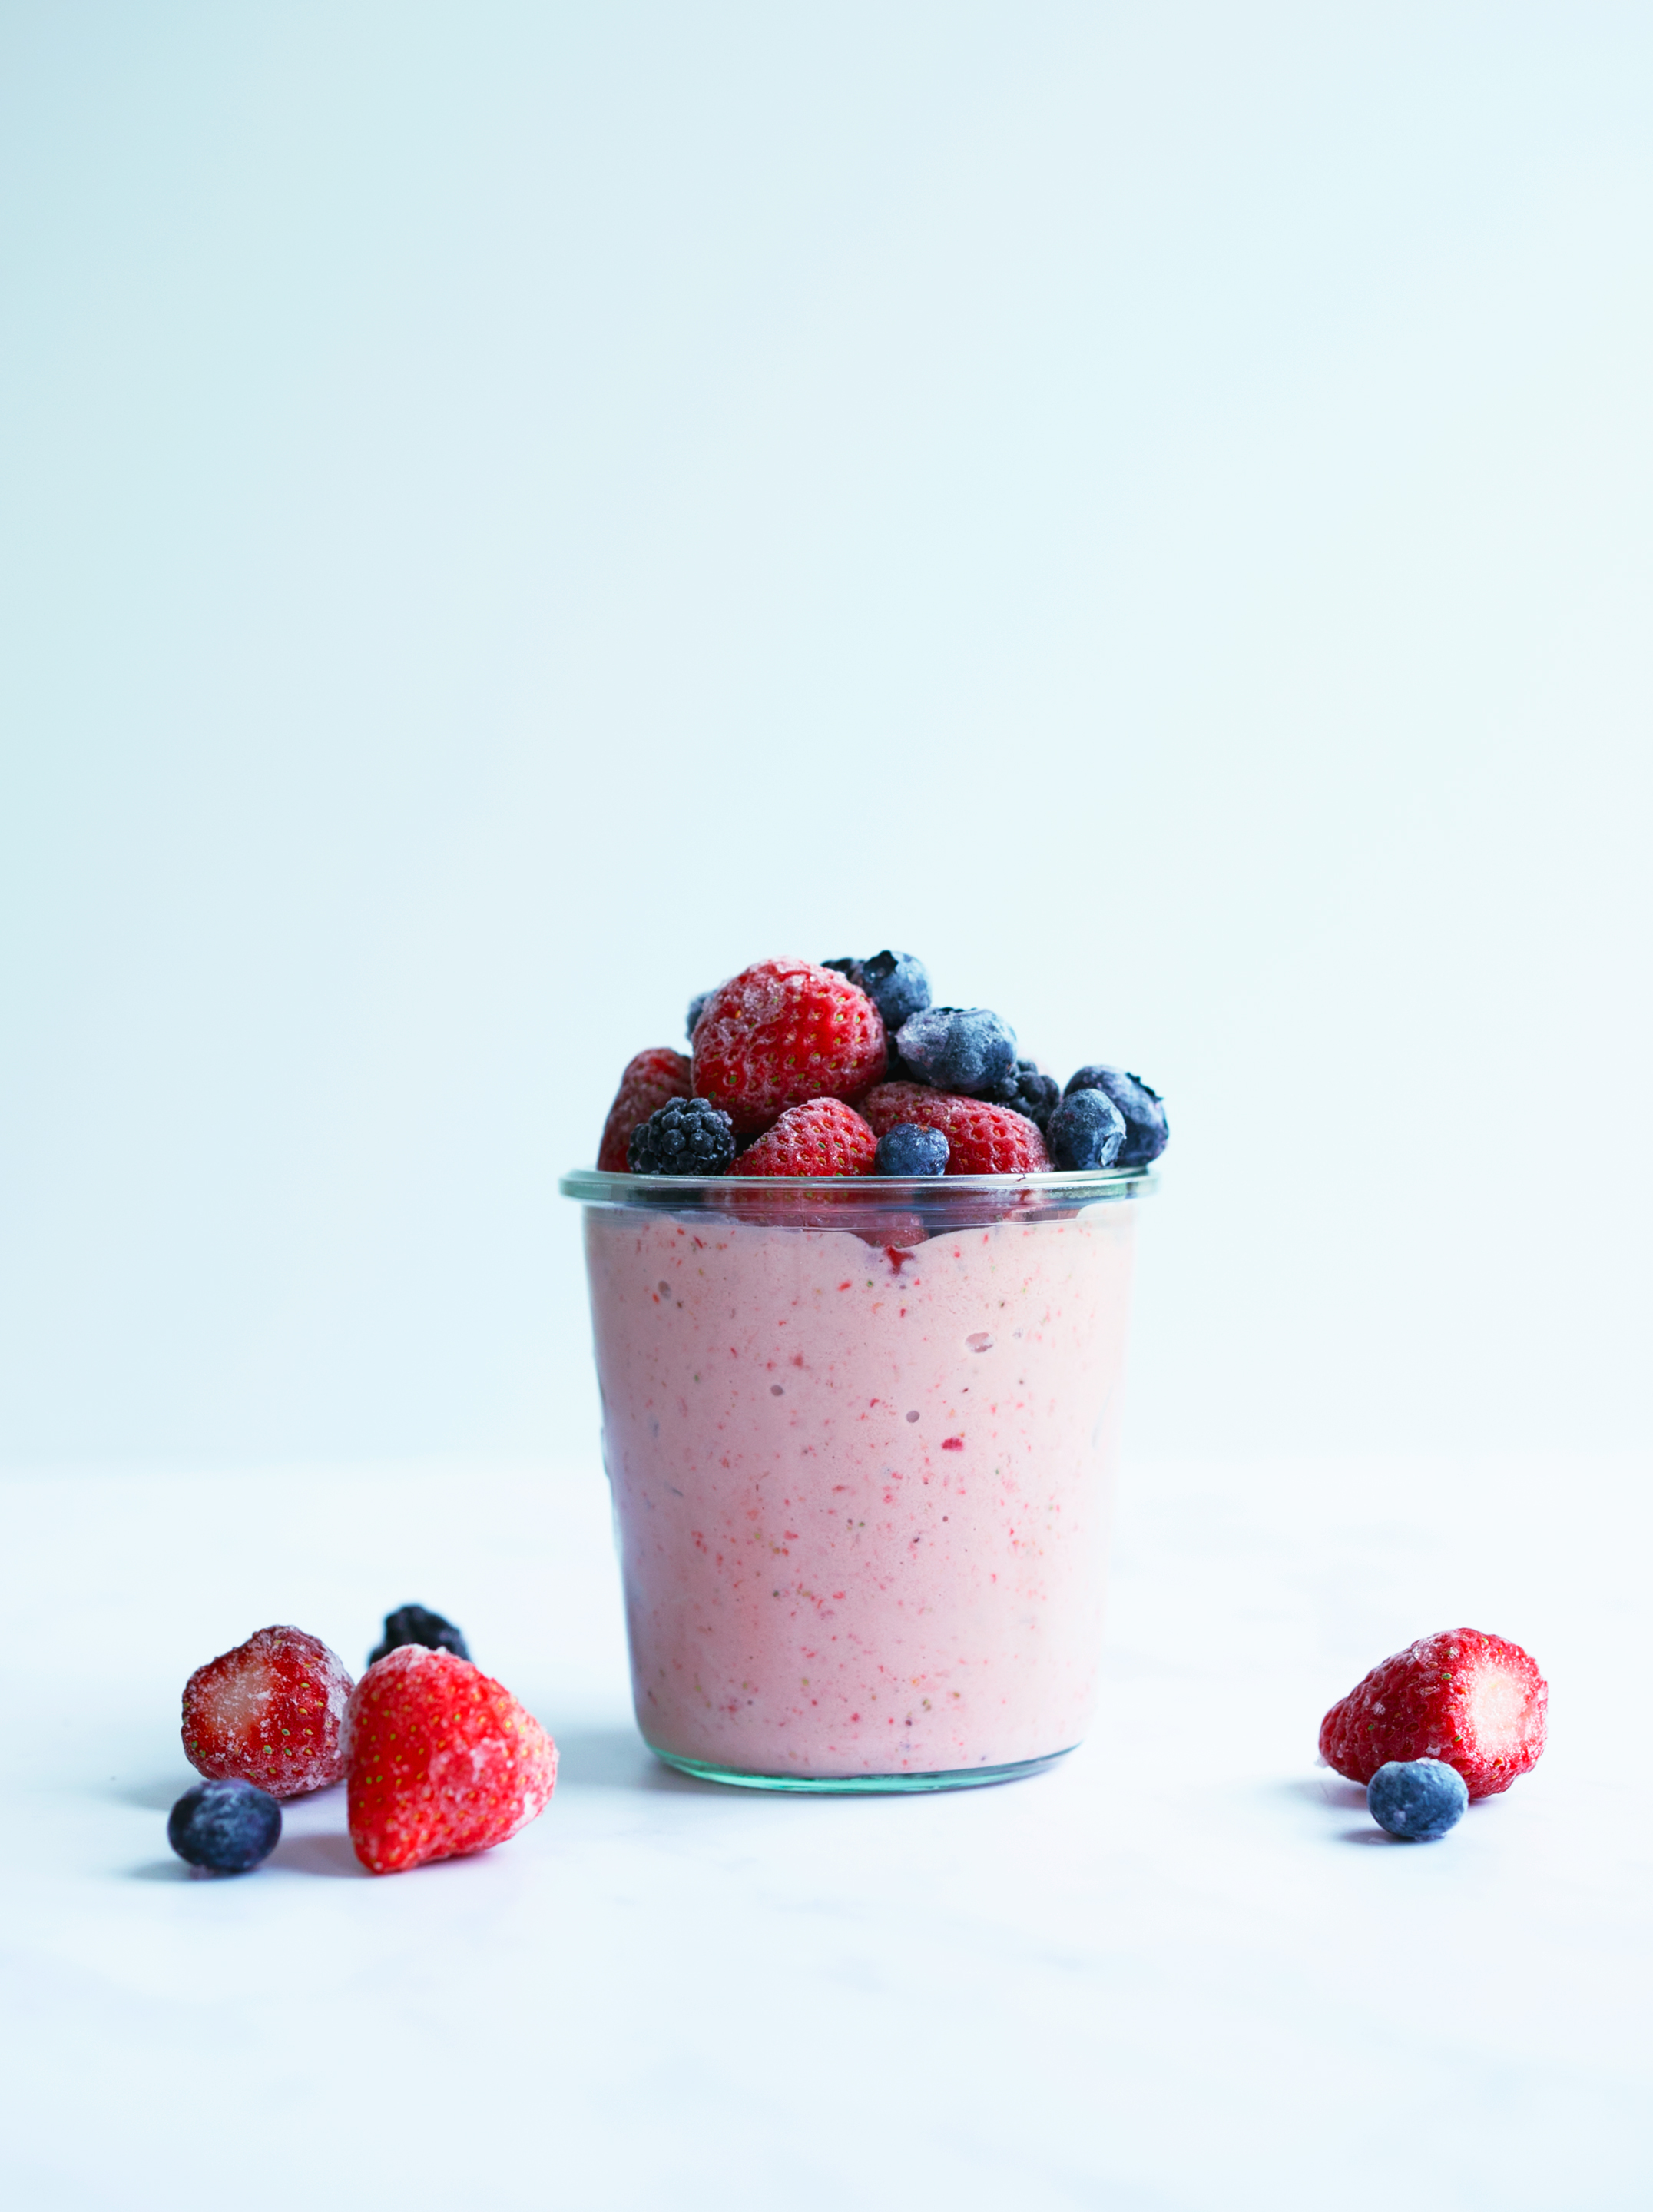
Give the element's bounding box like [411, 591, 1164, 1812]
[1062, 1065, 1168, 1166]
[628, 1096, 737, 1175]
[369, 1603, 471, 1667]
[987, 1059, 1060, 1132]
[894, 1007, 1017, 1097]
[167, 1779, 282, 1875]
[1046, 1087, 1127, 1170]
[874, 1123, 949, 1176]
[1367, 1759, 1469, 1842]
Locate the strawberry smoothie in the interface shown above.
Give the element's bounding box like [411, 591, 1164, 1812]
[574, 1182, 1145, 1786]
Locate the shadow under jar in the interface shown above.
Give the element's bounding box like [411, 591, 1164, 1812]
[558, 1166, 1157, 1792]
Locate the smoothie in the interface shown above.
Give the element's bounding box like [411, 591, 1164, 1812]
[581, 1192, 1139, 1782]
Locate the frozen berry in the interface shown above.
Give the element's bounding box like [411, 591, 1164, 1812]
[1046, 1087, 1127, 1169]
[345, 1644, 558, 1875]
[1366, 1759, 1469, 1842]
[628, 1096, 737, 1175]
[860, 1083, 1051, 1174]
[181, 1626, 353, 1798]
[874, 1123, 949, 1176]
[369, 1603, 471, 1667]
[1319, 1627, 1547, 1799]
[691, 958, 886, 1132]
[989, 1059, 1060, 1132]
[730, 1096, 876, 1177]
[894, 1007, 1016, 1096]
[836, 950, 931, 1033]
[167, 1778, 283, 1874]
[598, 1047, 691, 1172]
[1063, 1064, 1168, 1166]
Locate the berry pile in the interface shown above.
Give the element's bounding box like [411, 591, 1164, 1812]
[595, 947, 1170, 1180]
[168, 1601, 558, 1878]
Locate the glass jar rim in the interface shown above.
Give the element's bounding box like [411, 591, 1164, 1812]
[560, 1164, 1158, 1209]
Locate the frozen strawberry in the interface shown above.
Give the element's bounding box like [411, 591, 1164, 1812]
[730, 1096, 876, 1177]
[691, 957, 886, 1133]
[344, 1644, 557, 1875]
[860, 1082, 1051, 1174]
[181, 1625, 353, 1798]
[1319, 1627, 1548, 1799]
[598, 1047, 691, 1172]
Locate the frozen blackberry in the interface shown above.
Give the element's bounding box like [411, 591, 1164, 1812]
[167, 1779, 282, 1875]
[628, 1096, 737, 1175]
[369, 1603, 471, 1667]
[987, 1059, 1060, 1132]
[1062, 1065, 1168, 1166]
[894, 1007, 1017, 1097]
[873, 1123, 949, 1176]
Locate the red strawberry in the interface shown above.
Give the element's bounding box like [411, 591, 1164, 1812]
[598, 1047, 691, 1172]
[1319, 1627, 1548, 1799]
[860, 1082, 1052, 1174]
[344, 1644, 557, 1875]
[691, 958, 886, 1132]
[730, 1096, 876, 1177]
[181, 1625, 353, 1798]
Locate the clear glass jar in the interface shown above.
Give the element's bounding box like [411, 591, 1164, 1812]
[559, 1166, 1156, 1792]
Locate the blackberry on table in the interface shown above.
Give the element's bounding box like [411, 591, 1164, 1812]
[369, 1604, 471, 1667]
[628, 1096, 737, 1175]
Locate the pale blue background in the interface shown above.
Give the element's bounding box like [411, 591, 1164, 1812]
[3, 2, 1650, 1469]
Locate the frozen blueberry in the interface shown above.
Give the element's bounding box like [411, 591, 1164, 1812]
[167, 1779, 283, 1875]
[369, 1603, 471, 1667]
[1367, 1759, 1469, 1842]
[856, 951, 931, 1032]
[987, 1059, 1061, 1133]
[895, 1007, 1017, 1096]
[874, 1123, 949, 1176]
[686, 990, 712, 1040]
[628, 1096, 737, 1175]
[1062, 1065, 1168, 1166]
[1046, 1087, 1127, 1169]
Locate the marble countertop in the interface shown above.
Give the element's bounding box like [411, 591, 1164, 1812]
[2, 1453, 1646, 2211]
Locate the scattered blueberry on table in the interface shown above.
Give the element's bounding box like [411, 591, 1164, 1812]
[1366, 1758, 1470, 1841]
[167, 1778, 283, 1874]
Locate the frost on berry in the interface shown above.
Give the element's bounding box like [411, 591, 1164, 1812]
[181, 1626, 354, 1798]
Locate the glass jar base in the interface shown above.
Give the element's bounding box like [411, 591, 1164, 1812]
[648, 1745, 1078, 1794]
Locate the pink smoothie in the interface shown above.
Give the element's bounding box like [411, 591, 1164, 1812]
[582, 1196, 1139, 1779]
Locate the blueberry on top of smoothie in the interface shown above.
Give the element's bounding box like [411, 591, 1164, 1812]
[874, 1123, 949, 1176]
[895, 1007, 1017, 1097]
[1062, 1065, 1168, 1166]
[1046, 1087, 1127, 1170]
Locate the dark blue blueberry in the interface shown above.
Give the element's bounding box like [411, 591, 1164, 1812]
[986, 1059, 1061, 1133]
[1367, 1759, 1469, 1842]
[628, 1096, 737, 1175]
[369, 1603, 471, 1667]
[686, 990, 712, 1040]
[1046, 1087, 1127, 1169]
[853, 951, 931, 1033]
[894, 1007, 1017, 1096]
[1063, 1064, 1168, 1166]
[874, 1123, 949, 1176]
[167, 1779, 282, 1875]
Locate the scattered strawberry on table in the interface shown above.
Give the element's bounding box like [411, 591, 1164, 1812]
[181, 1625, 353, 1798]
[600, 947, 1170, 1179]
[1320, 1627, 1548, 1841]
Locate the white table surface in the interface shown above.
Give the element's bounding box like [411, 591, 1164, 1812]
[2, 1454, 1647, 2212]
